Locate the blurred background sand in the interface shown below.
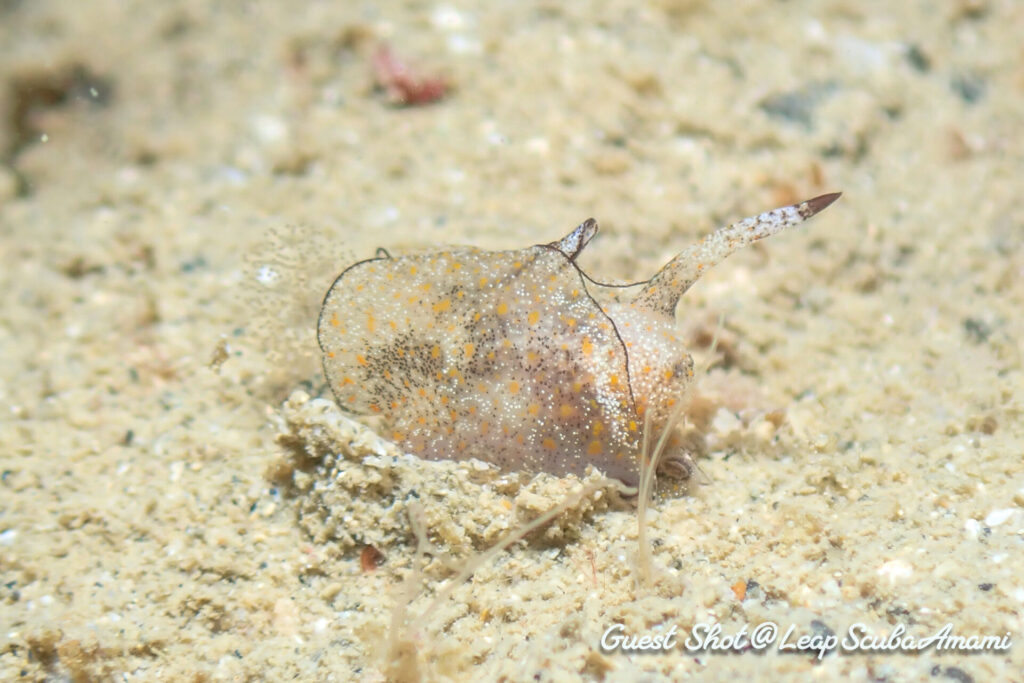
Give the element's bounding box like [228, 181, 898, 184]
[1, 0, 1022, 680]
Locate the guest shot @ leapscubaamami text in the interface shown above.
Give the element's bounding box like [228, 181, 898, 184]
[600, 621, 1013, 660]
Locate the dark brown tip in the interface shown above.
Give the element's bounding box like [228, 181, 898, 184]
[798, 192, 842, 218]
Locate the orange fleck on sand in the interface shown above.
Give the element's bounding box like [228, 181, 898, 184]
[360, 545, 384, 573]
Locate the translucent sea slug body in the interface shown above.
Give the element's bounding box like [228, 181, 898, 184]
[318, 193, 840, 487]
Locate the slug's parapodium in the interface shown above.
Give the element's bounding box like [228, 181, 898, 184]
[317, 193, 841, 487]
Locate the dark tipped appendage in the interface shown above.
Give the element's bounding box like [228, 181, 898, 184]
[798, 192, 843, 219]
[631, 190, 844, 317]
[548, 218, 599, 262]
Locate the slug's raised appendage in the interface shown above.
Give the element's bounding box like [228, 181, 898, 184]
[549, 218, 598, 261]
[632, 193, 842, 316]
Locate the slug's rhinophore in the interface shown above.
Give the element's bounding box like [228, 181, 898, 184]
[318, 193, 840, 487]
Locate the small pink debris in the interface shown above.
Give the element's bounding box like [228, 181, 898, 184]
[372, 45, 449, 107]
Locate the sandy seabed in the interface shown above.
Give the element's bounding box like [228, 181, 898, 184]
[1, 1, 1022, 681]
